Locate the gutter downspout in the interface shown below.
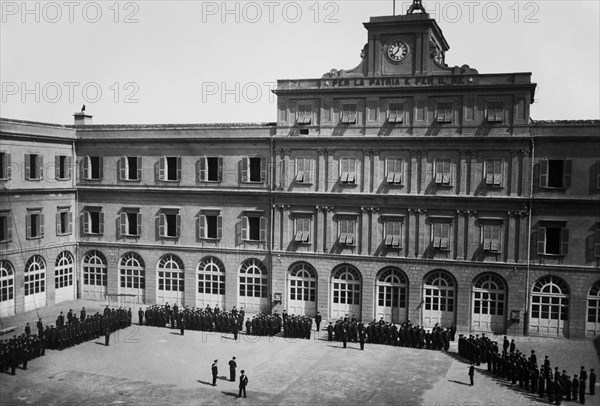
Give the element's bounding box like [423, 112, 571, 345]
[524, 137, 534, 335]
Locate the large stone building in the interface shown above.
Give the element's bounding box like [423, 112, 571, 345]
[1, 10, 599, 339]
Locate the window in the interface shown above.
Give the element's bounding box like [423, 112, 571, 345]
[241, 157, 266, 183]
[341, 104, 357, 124]
[436, 102, 453, 124]
[55, 251, 74, 289]
[294, 218, 311, 243]
[159, 210, 181, 238]
[295, 157, 312, 183]
[487, 101, 504, 123]
[0, 212, 11, 242]
[385, 158, 403, 184]
[119, 252, 145, 290]
[434, 159, 452, 186]
[537, 226, 569, 256]
[388, 103, 404, 124]
[239, 259, 268, 298]
[484, 159, 504, 187]
[297, 104, 312, 125]
[26, 209, 44, 239]
[25, 153, 43, 180]
[199, 211, 222, 239]
[0, 260, 14, 303]
[0, 152, 11, 180]
[540, 159, 571, 189]
[120, 209, 141, 237]
[159, 156, 181, 182]
[197, 157, 223, 182]
[55, 155, 71, 180]
[197, 257, 225, 295]
[481, 224, 502, 252]
[384, 221, 402, 248]
[24, 256, 45, 296]
[339, 157, 357, 184]
[338, 219, 356, 245]
[119, 156, 142, 181]
[83, 250, 107, 287]
[83, 208, 104, 235]
[431, 222, 450, 250]
[56, 207, 72, 236]
[241, 215, 266, 242]
[82, 156, 103, 180]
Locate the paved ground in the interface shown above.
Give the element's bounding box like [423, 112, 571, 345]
[1, 299, 599, 406]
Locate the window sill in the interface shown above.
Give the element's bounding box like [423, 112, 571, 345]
[160, 179, 181, 183]
[122, 234, 141, 238]
[385, 182, 404, 187]
[56, 233, 72, 237]
[199, 180, 222, 184]
[83, 178, 103, 182]
[56, 177, 71, 181]
[26, 236, 43, 240]
[540, 186, 567, 190]
[83, 233, 103, 236]
[160, 235, 179, 239]
[539, 253, 566, 257]
[200, 237, 221, 241]
[385, 245, 402, 249]
[434, 183, 453, 187]
[242, 181, 265, 184]
[338, 181, 357, 187]
[120, 179, 141, 182]
[294, 182, 314, 186]
[25, 178, 43, 181]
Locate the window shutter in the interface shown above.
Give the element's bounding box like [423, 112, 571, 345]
[99, 211, 104, 234]
[199, 157, 206, 182]
[176, 213, 181, 237]
[56, 212, 61, 235]
[241, 216, 248, 240]
[595, 229, 600, 257]
[25, 154, 31, 179]
[6, 216, 12, 241]
[119, 157, 127, 180]
[199, 215, 206, 238]
[37, 155, 43, 179]
[97, 156, 103, 180]
[217, 215, 223, 239]
[40, 213, 44, 237]
[260, 216, 267, 241]
[260, 158, 267, 183]
[217, 157, 223, 182]
[159, 156, 166, 181]
[241, 157, 248, 182]
[26, 213, 32, 238]
[563, 160, 571, 188]
[68, 211, 73, 234]
[82, 157, 89, 180]
[120, 212, 127, 236]
[55, 156, 60, 179]
[537, 227, 546, 254]
[485, 160, 493, 184]
[435, 160, 442, 183]
[560, 228, 569, 255]
[305, 160, 312, 183]
[159, 212, 165, 237]
[5, 153, 11, 179]
[539, 159, 548, 188]
[66, 156, 71, 180]
[136, 212, 142, 236]
[136, 157, 142, 180]
[83, 212, 89, 234]
[495, 227, 502, 252]
[176, 157, 182, 181]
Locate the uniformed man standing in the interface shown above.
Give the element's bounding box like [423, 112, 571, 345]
[104, 326, 110, 346]
[211, 360, 218, 386]
[590, 368, 596, 395]
[327, 322, 334, 342]
[138, 308, 144, 325]
[469, 363, 475, 386]
[238, 370, 248, 398]
[229, 357, 237, 381]
[315, 312, 322, 332]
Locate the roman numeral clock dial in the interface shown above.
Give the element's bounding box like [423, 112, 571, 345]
[386, 41, 409, 63]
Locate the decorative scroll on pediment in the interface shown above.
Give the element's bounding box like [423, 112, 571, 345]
[322, 44, 368, 78]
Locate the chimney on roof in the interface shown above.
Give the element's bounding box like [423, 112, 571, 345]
[73, 112, 92, 125]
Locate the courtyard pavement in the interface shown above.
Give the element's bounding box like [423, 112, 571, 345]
[1, 299, 599, 406]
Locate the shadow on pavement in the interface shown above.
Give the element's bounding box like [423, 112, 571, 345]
[94, 342, 106, 346]
[448, 379, 470, 386]
[196, 380, 213, 386]
[169, 332, 180, 336]
[221, 391, 238, 397]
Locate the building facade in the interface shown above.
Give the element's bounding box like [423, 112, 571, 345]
[1, 11, 599, 339]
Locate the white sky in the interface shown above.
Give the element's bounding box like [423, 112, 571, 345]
[1, 0, 599, 125]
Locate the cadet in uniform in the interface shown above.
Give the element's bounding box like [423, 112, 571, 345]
[229, 357, 237, 381]
[211, 360, 218, 386]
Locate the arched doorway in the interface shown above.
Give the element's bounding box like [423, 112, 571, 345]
[422, 270, 456, 329]
[331, 264, 361, 320]
[24, 255, 46, 312]
[82, 250, 107, 300]
[585, 280, 600, 338]
[119, 252, 146, 304]
[156, 254, 184, 306]
[0, 260, 15, 317]
[472, 273, 506, 334]
[196, 256, 225, 308]
[54, 251, 74, 304]
[238, 258, 268, 313]
[375, 267, 408, 323]
[288, 262, 317, 316]
[529, 275, 569, 337]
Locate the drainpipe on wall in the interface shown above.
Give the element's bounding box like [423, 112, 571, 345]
[269, 133, 275, 314]
[524, 137, 535, 336]
[72, 137, 80, 300]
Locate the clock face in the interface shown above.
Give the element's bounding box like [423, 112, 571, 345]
[387, 41, 409, 62]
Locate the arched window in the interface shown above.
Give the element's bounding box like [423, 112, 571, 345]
[289, 262, 317, 302]
[55, 251, 74, 289]
[119, 252, 145, 290]
[332, 265, 361, 306]
[83, 250, 107, 286]
[0, 260, 15, 303]
[25, 255, 46, 296]
[197, 256, 225, 296]
[239, 259, 267, 298]
[157, 254, 184, 292]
